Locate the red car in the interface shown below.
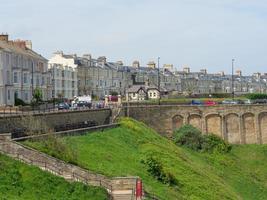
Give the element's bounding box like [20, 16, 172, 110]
[204, 100, 216, 106]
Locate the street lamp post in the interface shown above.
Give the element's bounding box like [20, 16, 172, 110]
[157, 57, 161, 105]
[31, 60, 34, 98]
[232, 59, 235, 100]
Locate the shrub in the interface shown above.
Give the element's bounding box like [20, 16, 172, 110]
[173, 125, 203, 151]
[15, 98, 27, 106]
[246, 93, 267, 100]
[174, 125, 231, 154]
[110, 91, 118, 96]
[202, 134, 232, 153]
[38, 135, 78, 165]
[141, 156, 177, 186]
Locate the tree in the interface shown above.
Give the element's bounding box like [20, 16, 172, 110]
[32, 87, 43, 104]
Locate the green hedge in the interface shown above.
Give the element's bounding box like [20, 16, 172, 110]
[246, 93, 267, 100]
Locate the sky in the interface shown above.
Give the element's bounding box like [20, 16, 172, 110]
[1, 0, 267, 75]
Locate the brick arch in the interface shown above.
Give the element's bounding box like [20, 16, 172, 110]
[259, 112, 267, 144]
[172, 115, 184, 131]
[205, 114, 222, 137]
[225, 113, 240, 144]
[242, 113, 257, 144]
[188, 114, 202, 131]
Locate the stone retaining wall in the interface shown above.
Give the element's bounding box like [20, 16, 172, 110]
[0, 135, 139, 199]
[125, 104, 267, 144]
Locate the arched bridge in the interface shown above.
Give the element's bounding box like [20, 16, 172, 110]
[125, 105, 267, 144]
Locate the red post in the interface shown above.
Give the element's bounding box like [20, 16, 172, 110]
[136, 179, 142, 200]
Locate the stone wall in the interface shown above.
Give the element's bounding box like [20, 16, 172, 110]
[0, 136, 139, 199]
[125, 105, 267, 144]
[0, 109, 112, 136]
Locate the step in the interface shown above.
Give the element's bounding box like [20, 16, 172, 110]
[112, 190, 134, 200]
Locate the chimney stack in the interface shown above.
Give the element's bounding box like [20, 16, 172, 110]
[236, 70, 242, 76]
[200, 69, 207, 74]
[83, 54, 92, 60]
[183, 67, 190, 73]
[13, 40, 26, 49]
[117, 60, 123, 66]
[0, 33, 9, 42]
[147, 61, 156, 69]
[133, 60, 140, 68]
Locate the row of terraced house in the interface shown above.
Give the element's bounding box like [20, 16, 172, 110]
[1, 34, 267, 105]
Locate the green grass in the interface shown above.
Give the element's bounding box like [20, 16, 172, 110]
[0, 153, 108, 200]
[124, 97, 248, 104]
[23, 118, 267, 200]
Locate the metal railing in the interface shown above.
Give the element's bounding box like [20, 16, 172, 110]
[0, 105, 111, 118]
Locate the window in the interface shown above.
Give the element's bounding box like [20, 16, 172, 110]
[13, 72, 18, 83]
[23, 73, 27, 84]
[24, 92, 28, 101]
[42, 77, 45, 85]
[6, 71, 10, 84]
[149, 92, 152, 97]
[7, 90, 10, 100]
[36, 75, 40, 86]
[153, 92, 156, 97]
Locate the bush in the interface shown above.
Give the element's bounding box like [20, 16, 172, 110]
[174, 125, 203, 151]
[15, 98, 27, 106]
[141, 156, 177, 186]
[246, 93, 267, 100]
[34, 135, 78, 165]
[202, 134, 232, 153]
[174, 125, 231, 154]
[110, 91, 118, 96]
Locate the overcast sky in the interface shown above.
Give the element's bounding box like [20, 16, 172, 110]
[1, 0, 267, 75]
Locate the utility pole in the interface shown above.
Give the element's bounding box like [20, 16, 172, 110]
[232, 59, 235, 100]
[158, 57, 161, 105]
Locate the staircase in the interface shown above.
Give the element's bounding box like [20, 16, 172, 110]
[112, 190, 134, 200]
[111, 106, 122, 123]
[0, 134, 140, 200]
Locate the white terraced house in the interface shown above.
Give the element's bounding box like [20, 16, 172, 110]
[0, 34, 52, 106]
[48, 63, 78, 99]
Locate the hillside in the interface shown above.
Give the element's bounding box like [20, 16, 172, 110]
[0, 153, 108, 200]
[24, 118, 267, 200]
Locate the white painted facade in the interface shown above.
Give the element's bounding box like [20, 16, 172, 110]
[48, 63, 78, 99]
[147, 88, 160, 99]
[0, 37, 52, 106]
[49, 52, 78, 99]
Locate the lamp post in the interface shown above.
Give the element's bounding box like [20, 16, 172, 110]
[31, 60, 34, 98]
[157, 57, 161, 105]
[232, 59, 235, 100]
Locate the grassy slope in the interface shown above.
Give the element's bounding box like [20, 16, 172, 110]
[0, 154, 108, 200]
[24, 118, 267, 200]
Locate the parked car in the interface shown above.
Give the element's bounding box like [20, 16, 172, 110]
[222, 99, 244, 105]
[253, 99, 267, 104]
[75, 101, 92, 108]
[221, 99, 233, 104]
[96, 102, 105, 108]
[191, 100, 203, 105]
[243, 99, 252, 104]
[57, 102, 70, 110]
[204, 100, 216, 106]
